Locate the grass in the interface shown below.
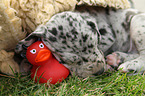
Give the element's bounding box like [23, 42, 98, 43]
[1, 71, 145, 96]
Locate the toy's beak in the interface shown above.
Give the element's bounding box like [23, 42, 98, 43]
[35, 49, 51, 63]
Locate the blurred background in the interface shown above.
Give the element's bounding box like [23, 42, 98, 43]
[133, 0, 145, 12]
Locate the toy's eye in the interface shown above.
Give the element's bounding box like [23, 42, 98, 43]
[30, 49, 36, 54]
[39, 43, 44, 48]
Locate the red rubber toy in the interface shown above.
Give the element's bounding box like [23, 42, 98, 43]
[26, 41, 69, 84]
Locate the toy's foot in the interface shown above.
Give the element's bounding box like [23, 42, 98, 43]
[118, 55, 145, 73]
[106, 53, 121, 67]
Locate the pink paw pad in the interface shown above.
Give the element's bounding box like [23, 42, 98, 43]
[106, 53, 121, 67]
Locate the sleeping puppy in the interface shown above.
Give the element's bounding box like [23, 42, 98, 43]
[16, 6, 145, 77]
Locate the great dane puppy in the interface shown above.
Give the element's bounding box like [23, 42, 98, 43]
[16, 6, 145, 78]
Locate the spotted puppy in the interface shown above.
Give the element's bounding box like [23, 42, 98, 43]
[15, 7, 145, 78]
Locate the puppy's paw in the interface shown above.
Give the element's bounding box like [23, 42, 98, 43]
[106, 53, 121, 67]
[118, 56, 145, 73]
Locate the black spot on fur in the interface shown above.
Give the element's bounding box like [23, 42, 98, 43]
[62, 46, 66, 49]
[71, 29, 78, 35]
[134, 61, 138, 63]
[67, 45, 71, 48]
[88, 50, 91, 53]
[82, 47, 87, 52]
[87, 21, 96, 30]
[82, 57, 88, 62]
[60, 35, 66, 39]
[79, 40, 82, 46]
[66, 33, 71, 38]
[49, 36, 57, 42]
[59, 60, 65, 64]
[99, 29, 107, 35]
[55, 49, 62, 52]
[122, 22, 129, 31]
[117, 30, 119, 33]
[69, 21, 73, 26]
[108, 38, 114, 42]
[77, 61, 82, 65]
[67, 17, 70, 21]
[61, 14, 66, 18]
[122, 23, 126, 29]
[58, 26, 63, 30]
[60, 32, 64, 35]
[59, 32, 66, 39]
[82, 34, 89, 42]
[100, 42, 107, 45]
[72, 38, 76, 41]
[62, 40, 67, 44]
[50, 21, 55, 23]
[90, 37, 93, 40]
[105, 8, 110, 15]
[88, 66, 93, 68]
[79, 23, 81, 27]
[109, 25, 116, 38]
[48, 28, 58, 35]
[73, 45, 78, 50]
[138, 39, 143, 44]
[72, 17, 77, 21]
[93, 52, 96, 54]
[122, 42, 127, 46]
[88, 44, 94, 48]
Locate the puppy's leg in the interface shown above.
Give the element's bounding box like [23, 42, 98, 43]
[118, 13, 145, 73]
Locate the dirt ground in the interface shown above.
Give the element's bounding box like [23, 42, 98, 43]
[133, 0, 145, 12]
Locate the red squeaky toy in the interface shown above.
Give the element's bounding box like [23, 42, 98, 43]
[26, 41, 69, 84]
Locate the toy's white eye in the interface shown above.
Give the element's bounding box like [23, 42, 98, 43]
[30, 49, 36, 54]
[39, 43, 44, 48]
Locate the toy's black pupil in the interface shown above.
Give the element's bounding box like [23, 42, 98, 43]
[33, 50, 35, 52]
